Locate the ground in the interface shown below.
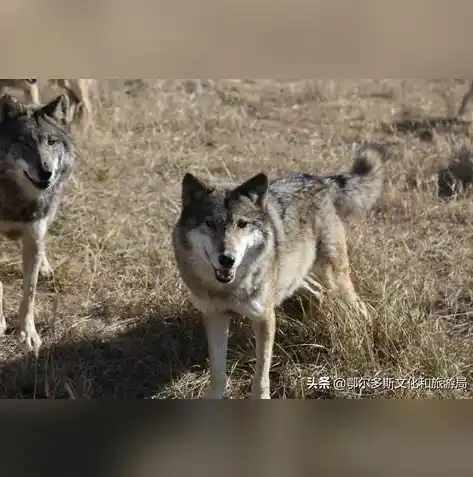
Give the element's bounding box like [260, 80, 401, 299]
[0, 79, 472, 399]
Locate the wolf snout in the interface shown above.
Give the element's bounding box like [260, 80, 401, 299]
[218, 253, 235, 268]
[39, 167, 53, 182]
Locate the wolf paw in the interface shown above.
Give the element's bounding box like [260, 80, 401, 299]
[354, 299, 369, 320]
[39, 262, 54, 280]
[251, 382, 271, 399]
[0, 282, 4, 335]
[202, 378, 227, 399]
[302, 276, 324, 302]
[203, 387, 226, 399]
[251, 388, 271, 399]
[20, 325, 42, 357]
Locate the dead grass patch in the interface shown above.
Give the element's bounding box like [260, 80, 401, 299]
[0, 79, 472, 398]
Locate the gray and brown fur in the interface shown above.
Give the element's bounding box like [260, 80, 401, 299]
[0, 79, 95, 128]
[0, 80, 40, 106]
[172, 146, 384, 399]
[0, 93, 75, 353]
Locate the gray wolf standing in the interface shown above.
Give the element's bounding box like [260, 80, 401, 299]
[0, 79, 94, 128]
[0, 93, 75, 354]
[0, 80, 40, 105]
[53, 79, 95, 128]
[172, 147, 384, 399]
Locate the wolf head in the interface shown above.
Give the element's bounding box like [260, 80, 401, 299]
[0, 93, 73, 198]
[178, 172, 270, 285]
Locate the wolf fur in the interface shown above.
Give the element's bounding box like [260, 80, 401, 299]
[0, 80, 40, 105]
[172, 146, 384, 399]
[0, 93, 75, 354]
[0, 79, 94, 128]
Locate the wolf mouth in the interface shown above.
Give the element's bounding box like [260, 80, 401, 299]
[204, 249, 236, 284]
[24, 171, 51, 190]
[215, 268, 235, 284]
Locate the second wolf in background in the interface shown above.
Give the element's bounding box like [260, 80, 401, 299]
[0, 93, 75, 353]
[0, 79, 94, 127]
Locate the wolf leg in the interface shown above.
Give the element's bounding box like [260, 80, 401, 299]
[458, 81, 473, 117]
[300, 276, 324, 302]
[321, 264, 368, 318]
[334, 269, 368, 318]
[18, 224, 45, 355]
[26, 82, 40, 105]
[62, 79, 93, 128]
[0, 281, 5, 335]
[74, 80, 93, 129]
[39, 201, 60, 280]
[38, 243, 53, 279]
[313, 220, 368, 319]
[202, 312, 231, 399]
[251, 305, 276, 399]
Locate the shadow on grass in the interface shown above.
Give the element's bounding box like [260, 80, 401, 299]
[0, 304, 209, 399]
[381, 115, 470, 141]
[0, 292, 334, 399]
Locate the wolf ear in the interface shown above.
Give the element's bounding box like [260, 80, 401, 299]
[0, 94, 25, 122]
[233, 173, 269, 208]
[182, 173, 214, 208]
[40, 94, 70, 124]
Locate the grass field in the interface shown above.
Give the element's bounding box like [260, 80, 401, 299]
[0, 79, 472, 399]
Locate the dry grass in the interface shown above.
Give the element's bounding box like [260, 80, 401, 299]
[0, 79, 472, 399]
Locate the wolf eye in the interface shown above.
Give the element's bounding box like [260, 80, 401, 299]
[47, 136, 58, 146]
[237, 219, 248, 229]
[205, 220, 216, 230]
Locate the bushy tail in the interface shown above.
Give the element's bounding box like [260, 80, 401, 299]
[330, 145, 385, 217]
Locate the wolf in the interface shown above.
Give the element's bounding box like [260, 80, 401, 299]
[0, 79, 94, 127]
[53, 79, 95, 128]
[0, 93, 75, 354]
[172, 146, 384, 399]
[0, 80, 40, 105]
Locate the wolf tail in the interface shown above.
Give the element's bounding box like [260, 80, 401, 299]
[330, 145, 385, 217]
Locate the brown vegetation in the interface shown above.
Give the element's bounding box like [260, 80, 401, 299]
[0, 79, 472, 398]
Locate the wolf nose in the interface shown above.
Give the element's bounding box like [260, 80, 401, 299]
[218, 254, 235, 268]
[39, 168, 53, 182]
